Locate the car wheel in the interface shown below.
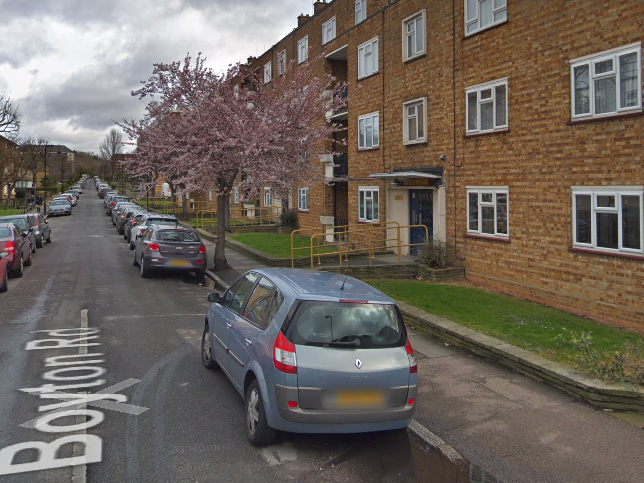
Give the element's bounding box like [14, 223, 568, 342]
[245, 380, 276, 446]
[24, 250, 32, 267]
[36, 237, 44, 249]
[129, 239, 135, 250]
[140, 258, 149, 278]
[195, 270, 206, 284]
[132, 250, 139, 267]
[31, 241, 36, 254]
[12, 255, 24, 278]
[201, 324, 219, 370]
[46, 232, 52, 244]
[0, 265, 8, 292]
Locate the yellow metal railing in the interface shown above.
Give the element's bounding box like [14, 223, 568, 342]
[196, 206, 284, 229]
[290, 222, 430, 268]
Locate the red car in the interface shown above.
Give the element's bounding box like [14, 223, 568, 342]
[0, 251, 8, 292]
[0, 222, 33, 279]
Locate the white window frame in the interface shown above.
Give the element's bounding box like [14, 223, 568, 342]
[355, 0, 366, 25]
[467, 187, 509, 239]
[570, 43, 642, 121]
[357, 37, 378, 79]
[358, 187, 379, 222]
[263, 61, 272, 84]
[357, 112, 379, 150]
[322, 17, 336, 45]
[297, 36, 309, 64]
[466, 78, 508, 134]
[403, 97, 428, 144]
[298, 187, 309, 211]
[264, 187, 272, 207]
[465, 0, 507, 36]
[208, 190, 213, 202]
[233, 187, 239, 204]
[572, 186, 643, 255]
[402, 10, 426, 61]
[277, 49, 286, 76]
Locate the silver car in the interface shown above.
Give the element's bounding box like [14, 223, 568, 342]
[47, 199, 72, 216]
[201, 268, 418, 446]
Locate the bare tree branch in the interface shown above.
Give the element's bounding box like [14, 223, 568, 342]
[0, 93, 22, 138]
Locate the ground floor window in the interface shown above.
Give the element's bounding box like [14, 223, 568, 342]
[298, 187, 309, 211]
[234, 187, 239, 204]
[467, 187, 509, 238]
[572, 187, 643, 254]
[359, 187, 379, 222]
[264, 187, 272, 207]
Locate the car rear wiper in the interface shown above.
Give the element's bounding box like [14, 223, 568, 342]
[324, 338, 361, 347]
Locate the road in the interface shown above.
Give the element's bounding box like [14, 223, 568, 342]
[0, 189, 478, 483]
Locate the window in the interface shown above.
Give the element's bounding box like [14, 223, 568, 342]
[244, 277, 278, 329]
[359, 187, 379, 222]
[264, 61, 272, 83]
[264, 187, 272, 207]
[297, 36, 308, 64]
[298, 187, 309, 211]
[467, 187, 509, 238]
[466, 78, 508, 134]
[465, 0, 507, 35]
[208, 190, 213, 202]
[358, 112, 379, 149]
[570, 43, 642, 120]
[355, 0, 366, 25]
[403, 98, 427, 144]
[223, 272, 259, 314]
[572, 187, 643, 255]
[403, 10, 426, 61]
[277, 50, 286, 75]
[358, 37, 378, 79]
[322, 17, 336, 45]
[233, 187, 239, 204]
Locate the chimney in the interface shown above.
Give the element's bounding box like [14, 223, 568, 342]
[313, 1, 327, 14]
[298, 13, 310, 27]
[247, 56, 257, 65]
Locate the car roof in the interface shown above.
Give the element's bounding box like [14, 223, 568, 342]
[248, 268, 393, 303]
[144, 213, 177, 219]
[0, 214, 29, 219]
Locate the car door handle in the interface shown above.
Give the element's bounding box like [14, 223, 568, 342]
[245, 338, 252, 346]
[226, 322, 233, 329]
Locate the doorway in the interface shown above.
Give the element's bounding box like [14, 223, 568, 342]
[409, 190, 433, 254]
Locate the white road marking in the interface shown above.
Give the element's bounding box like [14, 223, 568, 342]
[72, 308, 89, 483]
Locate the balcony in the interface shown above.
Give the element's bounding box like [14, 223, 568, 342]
[333, 153, 348, 178]
[325, 86, 348, 122]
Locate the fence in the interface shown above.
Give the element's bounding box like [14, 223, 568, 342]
[196, 206, 284, 229]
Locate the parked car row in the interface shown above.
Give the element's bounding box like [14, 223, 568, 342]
[97, 182, 208, 281]
[0, 213, 53, 291]
[47, 175, 88, 217]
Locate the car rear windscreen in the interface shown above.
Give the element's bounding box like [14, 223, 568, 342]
[0, 227, 11, 237]
[146, 219, 177, 227]
[157, 230, 200, 243]
[2, 218, 27, 230]
[287, 301, 405, 349]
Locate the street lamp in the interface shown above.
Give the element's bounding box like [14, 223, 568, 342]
[43, 144, 48, 213]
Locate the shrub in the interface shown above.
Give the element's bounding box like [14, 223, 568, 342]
[280, 209, 298, 228]
[417, 236, 449, 269]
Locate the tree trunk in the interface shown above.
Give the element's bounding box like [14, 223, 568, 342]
[225, 194, 232, 233]
[214, 192, 231, 271]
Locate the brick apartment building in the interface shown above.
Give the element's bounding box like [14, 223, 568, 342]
[238, 0, 644, 330]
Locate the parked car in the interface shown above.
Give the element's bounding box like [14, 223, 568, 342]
[26, 213, 52, 247]
[201, 268, 417, 446]
[108, 197, 131, 217]
[53, 194, 74, 207]
[0, 215, 37, 253]
[103, 192, 117, 209]
[0, 222, 33, 278]
[133, 225, 207, 279]
[124, 211, 149, 244]
[111, 202, 135, 225]
[120, 208, 148, 237]
[117, 206, 145, 235]
[129, 214, 179, 249]
[61, 192, 77, 206]
[47, 199, 72, 216]
[0, 251, 8, 292]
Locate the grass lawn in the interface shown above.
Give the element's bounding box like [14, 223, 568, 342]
[368, 279, 644, 383]
[229, 232, 336, 259]
[0, 208, 22, 216]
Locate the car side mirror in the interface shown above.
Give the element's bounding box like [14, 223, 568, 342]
[207, 293, 221, 304]
[21, 231, 28, 237]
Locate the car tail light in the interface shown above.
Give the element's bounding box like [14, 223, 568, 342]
[147, 243, 160, 252]
[110, 201, 116, 206]
[405, 339, 417, 374]
[121, 215, 126, 220]
[408, 398, 415, 405]
[4, 241, 15, 255]
[198, 245, 206, 254]
[287, 401, 297, 408]
[340, 299, 367, 304]
[273, 331, 297, 374]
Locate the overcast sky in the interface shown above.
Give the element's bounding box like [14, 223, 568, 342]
[0, 0, 308, 153]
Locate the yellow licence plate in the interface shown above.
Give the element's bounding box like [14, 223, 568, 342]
[169, 260, 190, 266]
[335, 390, 384, 408]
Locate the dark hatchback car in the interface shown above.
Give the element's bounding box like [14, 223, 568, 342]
[0, 215, 37, 253]
[133, 225, 207, 279]
[0, 222, 33, 278]
[26, 213, 52, 247]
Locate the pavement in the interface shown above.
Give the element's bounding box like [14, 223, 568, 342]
[198, 234, 644, 483]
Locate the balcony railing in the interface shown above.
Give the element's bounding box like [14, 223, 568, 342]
[333, 153, 348, 178]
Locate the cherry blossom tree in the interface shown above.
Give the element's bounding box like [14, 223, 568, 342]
[122, 53, 348, 270]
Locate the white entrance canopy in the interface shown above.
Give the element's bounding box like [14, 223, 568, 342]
[369, 171, 441, 179]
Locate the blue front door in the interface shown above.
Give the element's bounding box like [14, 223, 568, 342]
[409, 190, 433, 254]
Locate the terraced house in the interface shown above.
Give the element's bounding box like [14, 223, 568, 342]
[238, 0, 644, 330]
